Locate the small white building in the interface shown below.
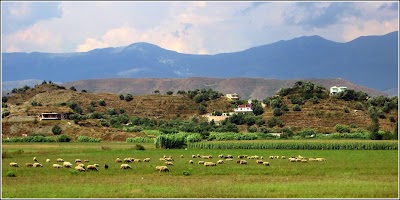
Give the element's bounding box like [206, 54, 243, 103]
[330, 86, 347, 95]
[38, 113, 62, 120]
[234, 104, 253, 113]
[226, 93, 239, 100]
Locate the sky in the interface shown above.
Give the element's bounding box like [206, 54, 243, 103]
[1, 1, 399, 55]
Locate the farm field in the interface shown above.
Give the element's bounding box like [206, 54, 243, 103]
[2, 141, 398, 198]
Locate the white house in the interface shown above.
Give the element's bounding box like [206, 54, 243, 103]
[330, 86, 347, 95]
[226, 93, 239, 100]
[38, 113, 62, 120]
[234, 104, 253, 113]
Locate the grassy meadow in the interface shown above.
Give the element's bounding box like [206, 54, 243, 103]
[1, 141, 398, 198]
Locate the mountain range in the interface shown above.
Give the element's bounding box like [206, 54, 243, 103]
[2, 31, 398, 94]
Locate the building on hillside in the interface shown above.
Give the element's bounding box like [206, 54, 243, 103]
[226, 93, 240, 100]
[330, 86, 347, 95]
[38, 113, 62, 120]
[234, 104, 253, 113]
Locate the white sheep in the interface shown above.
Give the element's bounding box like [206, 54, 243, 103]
[156, 166, 169, 172]
[189, 160, 194, 164]
[180, 155, 184, 158]
[262, 162, 270, 166]
[63, 162, 73, 168]
[33, 163, 43, 167]
[217, 160, 225, 164]
[165, 161, 174, 166]
[237, 160, 247, 164]
[256, 160, 264, 164]
[120, 164, 132, 169]
[46, 159, 50, 163]
[115, 158, 122, 163]
[53, 164, 62, 168]
[26, 163, 34, 167]
[198, 161, 205, 164]
[281, 156, 286, 159]
[204, 162, 216, 166]
[225, 158, 233, 161]
[84, 160, 89, 163]
[124, 158, 132, 163]
[218, 154, 224, 158]
[87, 165, 98, 171]
[192, 155, 196, 158]
[77, 163, 85, 168]
[33, 157, 38, 162]
[316, 158, 326, 162]
[93, 164, 100, 168]
[75, 166, 85, 172]
[143, 158, 151, 162]
[10, 162, 19, 167]
[56, 158, 64, 162]
[269, 156, 274, 159]
[134, 159, 142, 162]
[164, 157, 173, 161]
[75, 159, 82, 163]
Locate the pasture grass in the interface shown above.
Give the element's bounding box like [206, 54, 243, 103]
[2, 142, 398, 198]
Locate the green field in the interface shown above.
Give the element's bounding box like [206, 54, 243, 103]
[2, 141, 398, 198]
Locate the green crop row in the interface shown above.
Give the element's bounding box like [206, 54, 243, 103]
[187, 141, 398, 150]
[126, 137, 155, 143]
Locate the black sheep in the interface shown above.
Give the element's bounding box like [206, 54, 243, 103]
[104, 164, 109, 169]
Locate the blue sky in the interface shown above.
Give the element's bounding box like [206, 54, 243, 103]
[1, 1, 398, 54]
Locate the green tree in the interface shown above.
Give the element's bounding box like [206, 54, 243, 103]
[166, 91, 174, 95]
[52, 125, 62, 135]
[198, 105, 206, 115]
[125, 94, 133, 102]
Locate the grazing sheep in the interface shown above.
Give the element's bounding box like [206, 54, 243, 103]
[226, 155, 233, 159]
[189, 160, 194, 164]
[225, 158, 233, 161]
[301, 159, 308, 163]
[197, 154, 201, 158]
[256, 160, 264, 164]
[33, 163, 43, 167]
[75, 159, 82, 163]
[159, 158, 166, 161]
[204, 162, 216, 166]
[133, 159, 142, 162]
[156, 166, 169, 172]
[262, 162, 270, 166]
[26, 163, 34, 167]
[316, 158, 326, 162]
[93, 164, 100, 168]
[274, 156, 279, 159]
[56, 158, 64, 162]
[115, 158, 122, 163]
[192, 155, 196, 158]
[238, 160, 247, 165]
[33, 157, 38, 162]
[10, 162, 19, 167]
[217, 160, 225, 164]
[46, 159, 50, 163]
[165, 162, 174, 166]
[289, 158, 296, 162]
[260, 156, 264, 160]
[238, 155, 245, 159]
[269, 156, 274, 159]
[53, 164, 62, 168]
[120, 164, 132, 169]
[143, 158, 151, 162]
[296, 158, 302, 162]
[164, 157, 173, 161]
[218, 154, 224, 158]
[63, 162, 73, 168]
[104, 164, 109, 169]
[281, 156, 286, 159]
[198, 161, 205, 164]
[298, 155, 305, 159]
[75, 166, 85, 172]
[309, 158, 316, 161]
[180, 155, 184, 158]
[201, 155, 211, 159]
[84, 160, 89, 163]
[77, 163, 85, 169]
[124, 158, 133, 163]
[87, 165, 98, 171]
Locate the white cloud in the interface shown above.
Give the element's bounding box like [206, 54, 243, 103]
[1, 1, 398, 54]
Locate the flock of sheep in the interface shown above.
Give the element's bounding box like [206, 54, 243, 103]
[8, 154, 326, 173]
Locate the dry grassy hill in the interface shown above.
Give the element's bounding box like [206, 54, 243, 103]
[62, 77, 388, 100]
[1, 82, 397, 141]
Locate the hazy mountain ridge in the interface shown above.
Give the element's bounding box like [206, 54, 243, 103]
[2, 31, 398, 91]
[61, 77, 387, 100]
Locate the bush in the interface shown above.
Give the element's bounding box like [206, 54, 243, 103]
[298, 129, 317, 138]
[57, 134, 71, 142]
[52, 125, 62, 135]
[273, 108, 282, 116]
[134, 144, 146, 150]
[155, 134, 187, 149]
[6, 171, 16, 177]
[77, 136, 101, 143]
[119, 94, 125, 100]
[247, 126, 258, 133]
[292, 104, 301, 111]
[335, 124, 350, 133]
[99, 99, 106, 106]
[343, 106, 350, 113]
[126, 137, 154, 143]
[125, 94, 133, 102]
[186, 133, 203, 143]
[281, 104, 289, 111]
